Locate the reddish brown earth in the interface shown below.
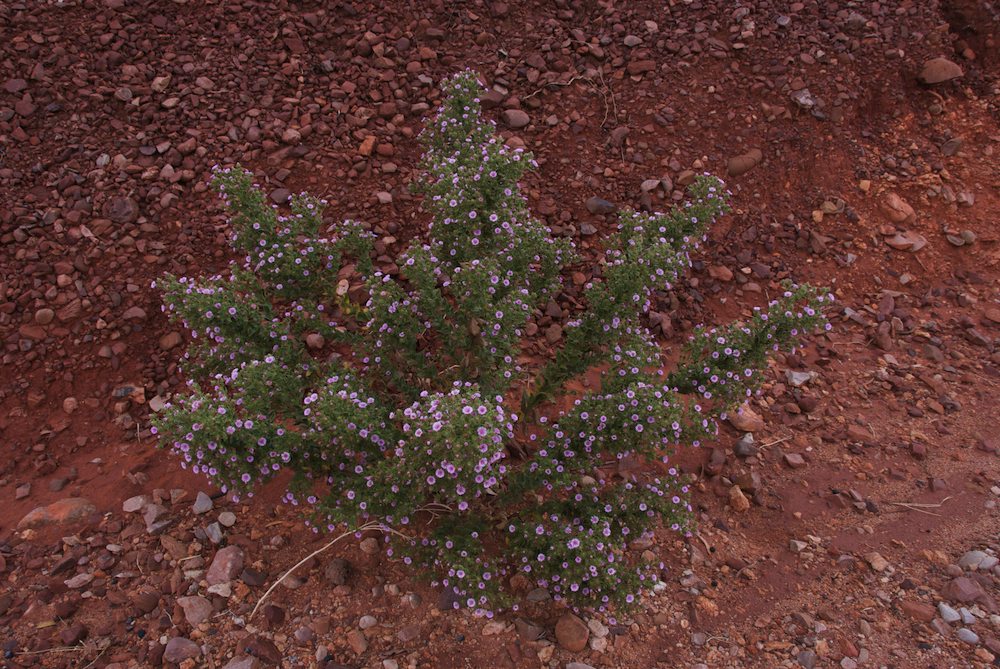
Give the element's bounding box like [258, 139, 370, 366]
[2, 0, 1000, 668]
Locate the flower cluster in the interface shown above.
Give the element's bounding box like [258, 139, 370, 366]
[152, 70, 830, 616]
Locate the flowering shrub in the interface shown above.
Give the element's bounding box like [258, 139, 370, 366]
[152, 71, 831, 617]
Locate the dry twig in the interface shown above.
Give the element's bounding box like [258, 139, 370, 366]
[249, 521, 411, 621]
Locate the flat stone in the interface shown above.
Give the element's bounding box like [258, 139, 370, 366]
[18, 498, 97, 530]
[397, 623, 420, 642]
[178, 596, 213, 625]
[899, 600, 935, 622]
[783, 453, 807, 469]
[123, 495, 150, 513]
[789, 539, 808, 553]
[163, 637, 201, 663]
[64, 572, 94, 589]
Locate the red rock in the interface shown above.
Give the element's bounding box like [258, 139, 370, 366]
[899, 600, 935, 622]
[502, 109, 530, 129]
[123, 306, 147, 321]
[178, 596, 213, 626]
[163, 637, 201, 663]
[783, 453, 807, 469]
[17, 498, 98, 530]
[555, 612, 589, 652]
[942, 576, 991, 607]
[206, 546, 244, 585]
[879, 193, 915, 224]
[627, 59, 656, 75]
[919, 58, 963, 84]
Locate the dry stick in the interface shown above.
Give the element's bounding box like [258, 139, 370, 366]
[15, 647, 84, 656]
[888, 504, 941, 517]
[249, 521, 378, 621]
[761, 436, 790, 449]
[888, 496, 952, 508]
[887, 496, 952, 517]
[249, 521, 412, 622]
[693, 531, 712, 554]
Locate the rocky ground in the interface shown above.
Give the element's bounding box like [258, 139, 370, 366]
[2, 0, 1000, 667]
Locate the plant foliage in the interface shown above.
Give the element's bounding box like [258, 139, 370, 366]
[152, 71, 831, 617]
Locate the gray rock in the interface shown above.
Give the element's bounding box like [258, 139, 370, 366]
[938, 602, 960, 623]
[785, 370, 815, 387]
[957, 628, 980, 645]
[143, 503, 169, 528]
[204, 522, 224, 545]
[359, 615, 378, 630]
[734, 433, 757, 457]
[192, 492, 213, 514]
[959, 550, 988, 570]
[797, 650, 817, 669]
[218, 511, 237, 527]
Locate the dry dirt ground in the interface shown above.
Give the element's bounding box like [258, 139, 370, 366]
[2, 0, 1000, 668]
